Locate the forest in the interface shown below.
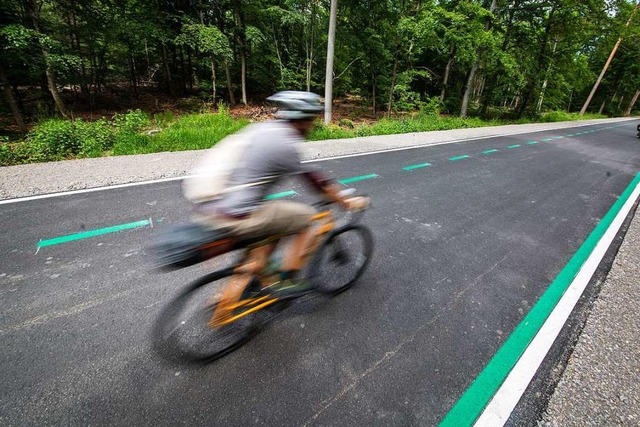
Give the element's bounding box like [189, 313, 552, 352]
[0, 0, 639, 164]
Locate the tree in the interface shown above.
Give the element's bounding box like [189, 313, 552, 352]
[176, 23, 233, 104]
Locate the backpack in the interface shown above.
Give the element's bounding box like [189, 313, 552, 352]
[182, 126, 261, 204]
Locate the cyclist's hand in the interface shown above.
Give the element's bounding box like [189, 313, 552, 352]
[345, 196, 369, 211]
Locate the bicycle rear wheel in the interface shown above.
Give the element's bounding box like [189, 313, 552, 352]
[152, 268, 263, 364]
[307, 224, 373, 295]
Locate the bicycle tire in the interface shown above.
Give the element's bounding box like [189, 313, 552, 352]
[152, 268, 262, 364]
[307, 224, 374, 295]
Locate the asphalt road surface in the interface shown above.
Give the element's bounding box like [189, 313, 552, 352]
[1, 122, 639, 426]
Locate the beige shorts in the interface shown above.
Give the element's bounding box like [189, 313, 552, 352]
[196, 201, 315, 240]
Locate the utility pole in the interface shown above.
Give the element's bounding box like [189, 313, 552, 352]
[324, 0, 338, 125]
[580, 1, 639, 115]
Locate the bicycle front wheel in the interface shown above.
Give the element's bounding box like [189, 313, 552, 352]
[152, 268, 262, 364]
[307, 224, 374, 295]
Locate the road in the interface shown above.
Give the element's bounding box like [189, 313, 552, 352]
[1, 122, 639, 426]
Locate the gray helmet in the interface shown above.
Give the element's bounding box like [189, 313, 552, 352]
[266, 91, 323, 120]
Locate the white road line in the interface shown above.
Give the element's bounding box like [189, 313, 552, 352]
[0, 120, 634, 205]
[473, 179, 640, 427]
[0, 176, 185, 205]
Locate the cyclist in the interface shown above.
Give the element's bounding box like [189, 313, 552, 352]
[188, 91, 367, 298]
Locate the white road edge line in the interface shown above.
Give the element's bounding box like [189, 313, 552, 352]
[473, 179, 640, 427]
[0, 119, 634, 205]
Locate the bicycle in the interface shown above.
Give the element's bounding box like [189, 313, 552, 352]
[151, 194, 373, 363]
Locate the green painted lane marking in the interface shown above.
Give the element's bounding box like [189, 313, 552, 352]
[527, 141, 539, 145]
[449, 155, 470, 161]
[482, 149, 499, 154]
[338, 174, 379, 185]
[265, 190, 298, 200]
[506, 144, 521, 149]
[553, 136, 564, 140]
[541, 138, 554, 142]
[403, 163, 432, 171]
[566, 134, 576, 137]
[439, 171, 640, 427]
[37, 219, 151, 249]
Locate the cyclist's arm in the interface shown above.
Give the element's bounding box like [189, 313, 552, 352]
[301, 170, 350, 209]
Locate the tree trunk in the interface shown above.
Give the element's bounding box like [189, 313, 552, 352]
[25, 0, 69, 118]
[460, 60, 479, 118]
[162, 44, 175, 97]
[517, 6, 556, 118]
[580, 2, 640, 115]
[598, 99, 606, 114]
[371, 70, 377, 117]
[624, 90, 640, 116]
[387, 52, 399, 117]
[234, 0, 247, 105]
[225, 62, 235, 105]
[537, 38, 558, 113]
[306, 0, 317, 92]
[179, 46, 187, 93]
[440, 47, 455, 102]
[324, 0, 338, 124]
[187, 48, 194, 91]
[70, 12, 88, 94]
[211, 57, 217, 103]
[0, 64, 26, 133]
[461, 0, 497, 117]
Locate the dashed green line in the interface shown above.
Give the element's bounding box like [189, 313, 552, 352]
[403, 163, 432, 171]
[449, 155, 470, 161]
[507, 144, 521, 149]
[541, 138, 554, 142]
[38, 220, 151, 248]
[482, 149, 499, 154]
[527, 141, 539, 145]
[265, 190, 298, 200]
[339, 174, 379, 184]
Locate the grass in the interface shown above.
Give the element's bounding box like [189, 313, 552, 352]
[308, 114, 503, 140]
[0, 108, 614, 166]
[111, 112, 248, 155]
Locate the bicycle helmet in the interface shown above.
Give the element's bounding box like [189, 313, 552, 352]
[266, 91, 323, 120]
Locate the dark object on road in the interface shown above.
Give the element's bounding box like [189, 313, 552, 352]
[636, 123, 639, 138]
[151, 223, 234, 269]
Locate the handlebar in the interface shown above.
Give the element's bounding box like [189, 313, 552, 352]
[312, 190, 370, 224]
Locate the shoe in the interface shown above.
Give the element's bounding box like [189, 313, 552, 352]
[265, 278, 314, 300]
[239, 277, 264, 300]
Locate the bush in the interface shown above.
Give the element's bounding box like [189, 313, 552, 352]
[113, 109, 150, 134]
[338, 119, 355, 128]
[540, 110, 606, 122]
[0, 139, 33, 165]
[26, 118, 117, 161]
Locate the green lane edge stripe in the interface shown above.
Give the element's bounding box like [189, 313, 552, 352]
[37, 219, 151, 248]
[403, 163, 432, 171]
[439, 170, 640, 427]
[507, 144, 521, 149]
[483, 149, 499, 154]
[265, 190, 298, 200]
[339, 174, 379, 184]
[527, 141, 539, 145]
[449, 155, 470, 161]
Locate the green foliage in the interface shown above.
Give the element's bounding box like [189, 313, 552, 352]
[112, 109, 248, 154]
[26, 118, 115, 161]
[176, 23, 233, 61]
[308, 114, 502, 141]
[0, 111, 152, 165]
[113, 109, 150, 134]
[539, 111, 607, 123]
